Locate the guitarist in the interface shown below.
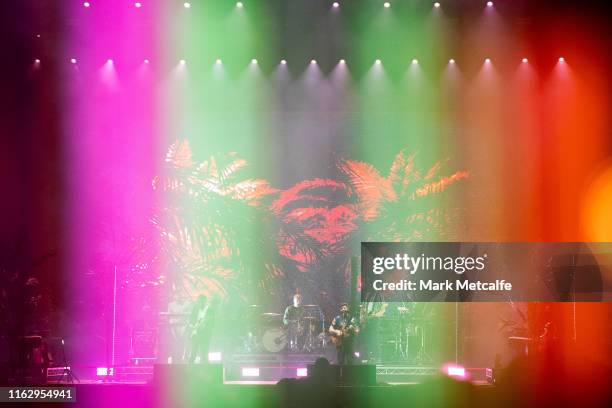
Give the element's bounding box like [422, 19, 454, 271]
[329, 303, 360, 365]
[188, 295, 213, 363]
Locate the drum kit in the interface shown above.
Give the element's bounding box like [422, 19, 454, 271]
[360, 302, 435, 364]
[244, 304, 327, 354]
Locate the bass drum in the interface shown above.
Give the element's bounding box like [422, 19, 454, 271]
[262, 327, 287, 353]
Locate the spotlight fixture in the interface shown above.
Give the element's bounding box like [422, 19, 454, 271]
[446, 365, 466, 379]
[36, 34, 41, 38]
[107, 59, 113, 64]
[412, 59, 419, 65]
[310, 59, 317, 64]
[70, 58, 77, 64]
[134, 2, 142, 8]
[208, 352, 222, 362]
[34, 59, 41, 64]
[280, 59, 287, 65]
[449, 58, 455, 64]
[242, 367, 260, 377]
[434, 2, 440, 8]
[332, 2, 339, 8]
[339, 59, 346, 64]
[236, 2, 243, 8]
[251, 58, 258, 64]
[144, 59, 150, 64]
[558, 57, 565, 63]
[184, 2, 191, 8]
[384, 2, 391, 8]
[486, 1, 493, 7]
[179, 59, 186, 65]
[83, 2, 91, 8]
[375, 59, 381, 65]
[215, 58, 222, 64]
[485, 58, 491, 63]
[522, 58, 528, 63]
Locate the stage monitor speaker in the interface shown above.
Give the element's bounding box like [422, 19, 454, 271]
[340, 364, 376, 386]
[307, 364, 376, 386]
[153, 364, 223, 385]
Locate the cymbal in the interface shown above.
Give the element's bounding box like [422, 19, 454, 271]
[302, 316, 317, 320]
[261, 312, 281, 317]
[303, 305, 319, 308]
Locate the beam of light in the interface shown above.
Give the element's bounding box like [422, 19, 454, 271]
[65, 0, 160, 378]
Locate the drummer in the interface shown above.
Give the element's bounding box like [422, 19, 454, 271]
[283, 294, 305, 351]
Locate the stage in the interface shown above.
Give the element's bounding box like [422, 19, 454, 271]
[2, 0, 612, 407]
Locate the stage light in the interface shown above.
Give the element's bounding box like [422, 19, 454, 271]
[522, 58, 528, 63]
[251, 58, 258, 64]
[236, 2, 243, 8]
[280, 59, 287, 65]
[34, 59, 41, 64]
[208, 352, 222, 362]
[134, 2, 142, 8]
[179, 59, 186, 65]
[384, 2, 391, 8]
[36, 34, 41, 38]
[375, 59, 381, 65]
[96, 367, 114, 376]
[558, 57, 565, 63]
[296, 368, 308, 377]
[485, 58, 491, 63]
[83, 2, 91, 8]
[434, 2, 440, 8]
[486, 1, 493, 7]
[310, 59, 317, 64]
[215, 58, 222, 64]
[242, 367, 260, 377]
[446, 365, 466, 378]
[412, 59, 419, 65]
[332, 2, 339, 8]
[106, 59, 113, 64]
[184, 2, 191, 8]
[70, 58, 77, 64]
[449, 58, 455, 64]
[339, 59, 346, 64]
[354, 352, 360, 358]
[144, 59, 149, 64]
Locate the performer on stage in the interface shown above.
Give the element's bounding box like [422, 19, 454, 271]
[188, 294, 216, 363]
[166, 293, 190, 363]
[329, 303, 360, 365]
[283, 294, 305, 351]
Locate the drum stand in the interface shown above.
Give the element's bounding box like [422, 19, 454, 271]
[301, 321, 315, 352]
[412, 324, 432, 363]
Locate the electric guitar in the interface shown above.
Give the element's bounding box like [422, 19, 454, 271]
[188, 306, 208, 339]
[330, 323, 357, 346]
